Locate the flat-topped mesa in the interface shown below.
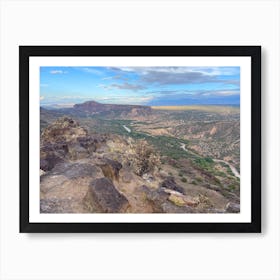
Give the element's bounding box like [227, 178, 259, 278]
[73, 101, 107, 113]
[41, 116, 88, 144]
[73, 100, 152, 116]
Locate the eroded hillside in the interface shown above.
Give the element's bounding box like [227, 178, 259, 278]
[40, 112, 240, 214]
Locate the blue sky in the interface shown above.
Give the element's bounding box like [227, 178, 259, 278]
[40, 66, 240, 107]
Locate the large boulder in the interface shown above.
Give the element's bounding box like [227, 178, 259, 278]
[84, 177, 129, 213]
[40, 153, 65, 171]
[40, 142, 68, 171]
[40, 162, 104, 213]
[50, 162, 103, 179]
[77, 136, 98, 153]
[67, 143, 89, 160]
[159, 176, 185, 194]
[40, 198, 74, 213]
[160, 201, 195, 213]
[225, 202, 240, 213]
[137, 185, 194, 213]
[97, 158, 122, 181]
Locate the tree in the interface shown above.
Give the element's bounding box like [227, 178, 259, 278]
[132, 139, 161, 176]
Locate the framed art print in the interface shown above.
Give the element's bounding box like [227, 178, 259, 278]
[19, 46, 261, 233]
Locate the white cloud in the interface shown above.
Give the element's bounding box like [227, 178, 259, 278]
[50, 70, 67, 74]
[116, 66, 239, 76]
[81, 67, 102, 75]
[40, 96, 45, 100]
[102, 76, 119, 80]
[94, 95, 154, 105]
[96, 84, 117, 91]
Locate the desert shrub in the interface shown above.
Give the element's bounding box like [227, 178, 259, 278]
[205, 157, 214, 163]
[227, 184, 236, 191]
[195, 176, 203, 182]
[215, 177, 221, 185]
[132, 139, 161, 176]
[181, 177, 187, 183]
[214, 171, 227, 177]
[194, 157, 214, 170]
[178, 171, 184, 177]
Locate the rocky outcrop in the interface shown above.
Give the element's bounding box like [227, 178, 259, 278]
[41, 117, 87, 144]
[137, 185, 195, 213]
[39, 115, 234, 214]
[50, 162, 103, 179]
[226, 202, 240, 213]
[40, 117, 104, 170]
[40, 198, 77, 213]
[84, 178, 130, 213]
[139, 185, 169, 212]
[40, 153, 65, 171]
[121, 170, 133, 183]
[97, 158, 122, 181]
[40, 162, 105, 213]
[40, 141, 68, 171]
[159, 176, 185, 194]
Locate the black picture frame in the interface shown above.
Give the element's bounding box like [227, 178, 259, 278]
[19, 46, 261, 233]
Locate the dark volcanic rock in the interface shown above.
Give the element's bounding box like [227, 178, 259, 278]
[67, 143, 89, 160]
[40, 198, 74, 213]
[85, 177, 129, 213]
[226, 202, 240, 213]
[40, 197, 90, 213]
[159, 176, 185, 194]
[40, 118, 102, 167]
[97, 158, 122, 181]
[41, 117, 87, 144]
[40, 154, 65, 171]
[160, 201, 195, 213]
[41, 142, 69, 156]
[77, 136, 98, 153]
[51, 162, 103, 179]
[140, 185, 169, 206]
[137, 185, 194, 213]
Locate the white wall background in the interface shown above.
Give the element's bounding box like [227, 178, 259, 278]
[0, 0, 279, 279]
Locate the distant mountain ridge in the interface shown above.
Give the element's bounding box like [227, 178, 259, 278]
[71, 100, 152, 119]
[73, 100, 151, 113]
[41, 100, 153, 121]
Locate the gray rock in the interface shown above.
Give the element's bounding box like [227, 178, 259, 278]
[40, 198, 74, 213]
[77, 136, 98, 153]
[121, 171, 133, 183]
[51, 162, 103, 179]
[138, 185, 195, 213]
[226, 202, 240, 213]
[159, 176, 185, 194]
[85, 177, 129, 213]
[161, 201, 195, 213]
[67, 143, 89, 160]
[40, 154, 65, 171]
[97, 158, 122, 181]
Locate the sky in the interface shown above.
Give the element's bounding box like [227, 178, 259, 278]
[40, 66, 240, 107]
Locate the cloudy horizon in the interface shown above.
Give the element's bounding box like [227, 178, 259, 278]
[40, 66, 240, 107]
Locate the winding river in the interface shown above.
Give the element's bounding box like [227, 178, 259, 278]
[179, 143, 240, 179]
[213, 159, 240, 179]
[122, 125, 131, 133]
[123, 125, 240, 179]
